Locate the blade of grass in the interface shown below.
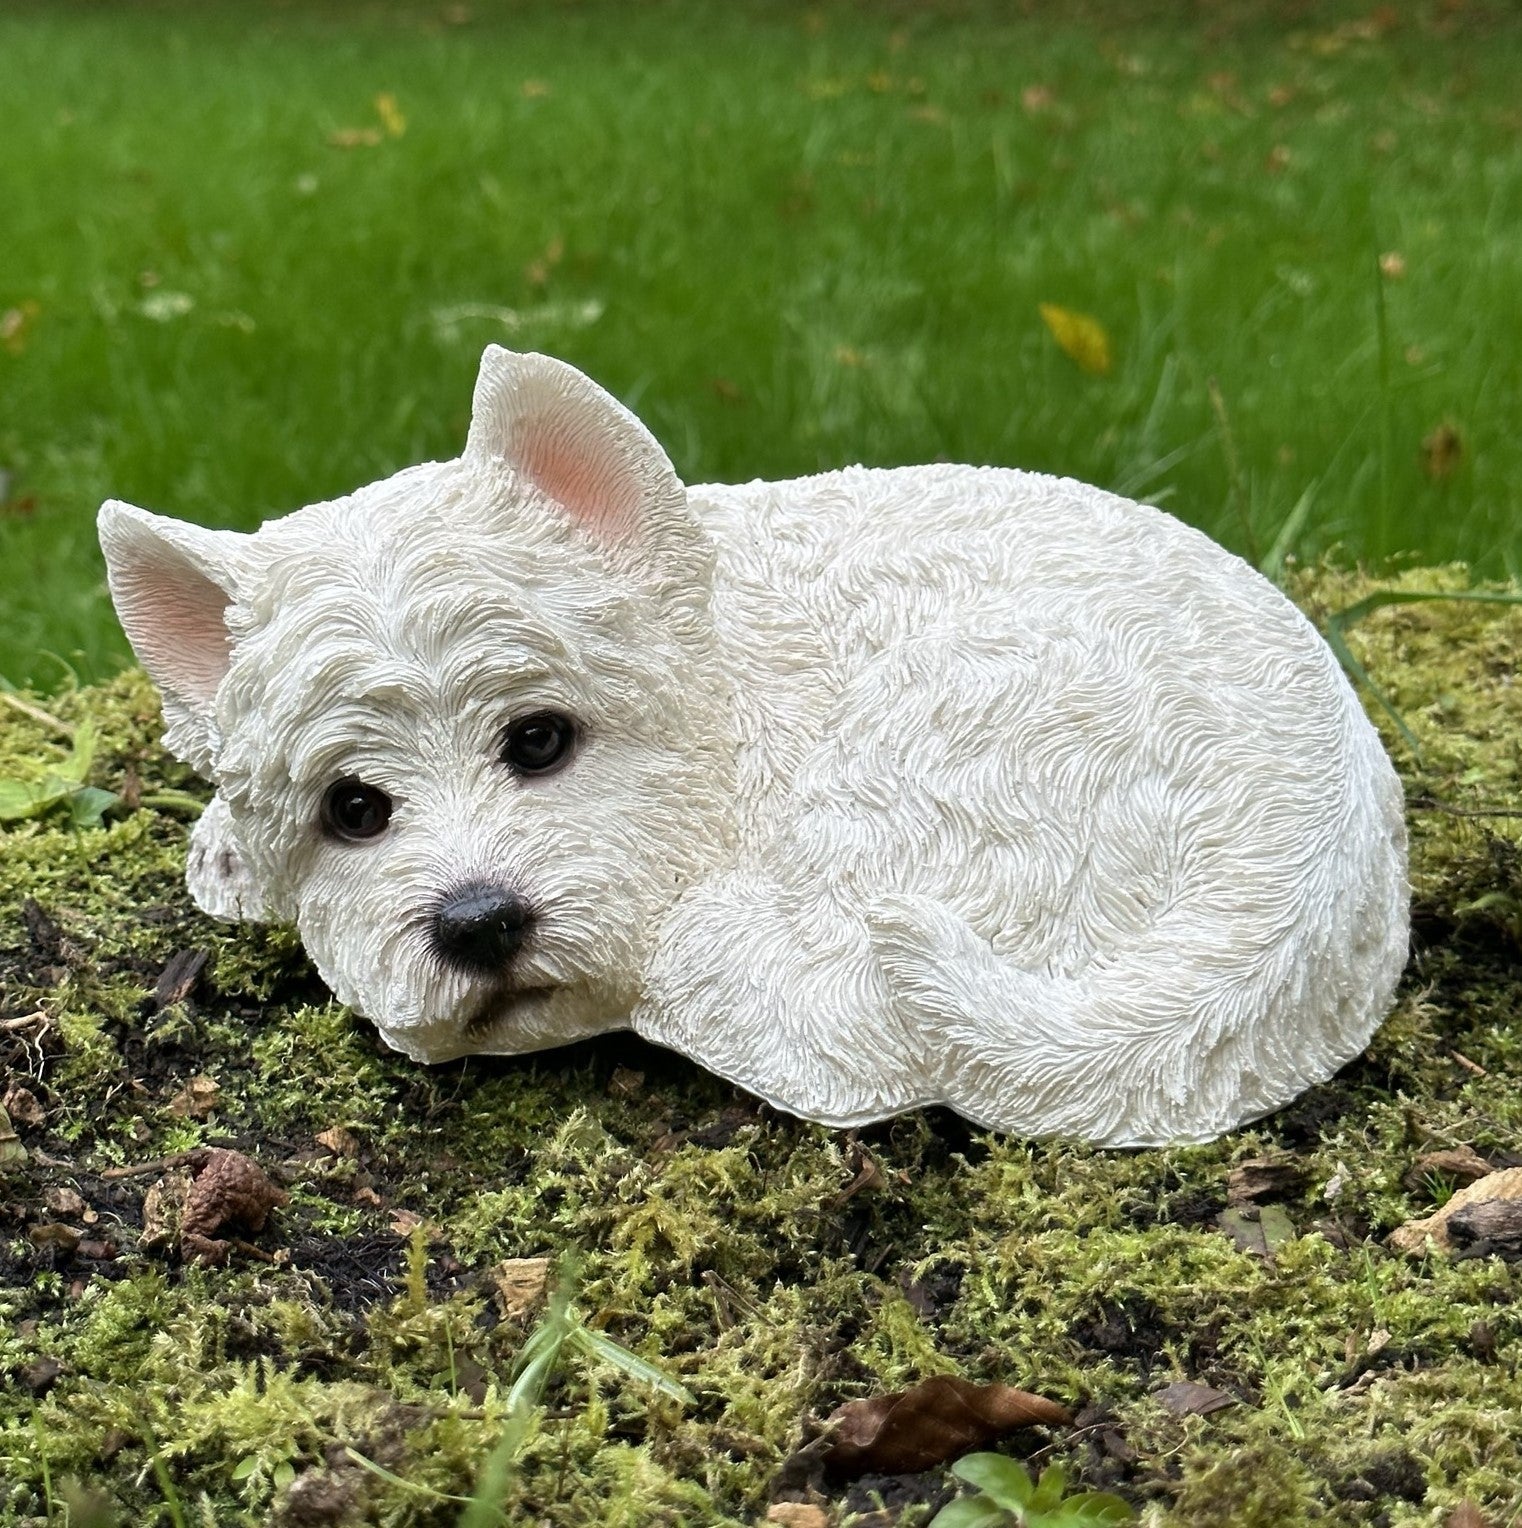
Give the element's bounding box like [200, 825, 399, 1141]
[569, 1327, 695, 1405]
[1259, 480, 1319, 585]
[1327, 588, 1522, 764]
[343, 1447, 474, 1505]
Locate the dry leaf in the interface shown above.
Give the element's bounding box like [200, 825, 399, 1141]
[822, 1375, 1070, 1477]
[1421, 423, 1464, 480]
[3, 1085, 45, 1127]
[329, 126, 383, 149]
[1227, 1157, 1305, 1204]
[1403, 1146, 1493, 1193]
[166, 1075, 221, 1120]
[1379, 250, 1406, 279]
[1, 301, 40, 356]
[492, 1256, 552, 1318]
[0, 1106, 25, 1167]
[1446, 1502, 1492, 1528]
[1038, 303, 1113, 376]
[520, 79, 552, 98]
[1389, 1167, 1522, 1256]
[43, 1186, 85, 1217]
[390, 1208, 425, 1237]
[607, 1067, 645, 1099]
[375, 92, 406, 138]
[315, 1126, 361, 1158]
[29, 1223, 82, 1254]
[179, 1148, 289, 1265]
[1152, 1380, 1238, 1418]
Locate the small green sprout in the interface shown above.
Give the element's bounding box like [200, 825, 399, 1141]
[0, 713, 120, 828]
[930, 1456, 1133, 1528]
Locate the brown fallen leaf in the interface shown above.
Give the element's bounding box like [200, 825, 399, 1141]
[1152, 1380, 1238, 1418]
[1421, 422, 1464, 480]
[1403, 1146, 1493, 1193]
[179, 1148, 289, 1265]
[1389, 1168, 1522, 1256]
[166, 1074, 221, 1120]
[3, 1085, 46, 1127]
[315, 1125, 361, 1158]
[29, 1222, 82, 1254]
[1446, 1502, 1492, 1528]
[1227, 1157, 1305, 1205]
[607, 1067, 645, 1099]
[0, 1106, 25, 1167]
[491, 1256, 552, 1318]
[821, 1375, 1070, 1477]
[43, 1185, 85, 1217]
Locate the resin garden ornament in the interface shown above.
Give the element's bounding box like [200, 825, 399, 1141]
[97, 347, 1410, 1146]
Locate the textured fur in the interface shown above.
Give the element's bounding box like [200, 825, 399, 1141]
[98, 346, 1409, 1145]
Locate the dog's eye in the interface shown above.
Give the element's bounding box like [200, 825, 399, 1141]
[500, 711, 577, 776]
[321, 778, 393, 842]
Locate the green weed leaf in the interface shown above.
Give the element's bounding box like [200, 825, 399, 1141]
[1051, 1490, 1134, 1524]
[569, 1326, 695, 1405]
[953, 1453, 1035, 1509]
[928, 1496, 1012, 1528]
[1029, 1463, 1068, 1513]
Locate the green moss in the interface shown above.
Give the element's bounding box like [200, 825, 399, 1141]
[2, 568, 1521, 1527]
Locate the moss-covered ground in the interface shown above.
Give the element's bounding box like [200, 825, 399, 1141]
[2, 564, 1520, 1528]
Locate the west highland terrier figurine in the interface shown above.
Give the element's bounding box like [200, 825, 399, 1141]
[98, 347, 1409, 1145]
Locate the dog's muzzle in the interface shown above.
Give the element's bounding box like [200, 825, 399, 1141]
[431, 881, 532, 976]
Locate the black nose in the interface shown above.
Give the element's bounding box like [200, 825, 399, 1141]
[431, 883, 531, 975]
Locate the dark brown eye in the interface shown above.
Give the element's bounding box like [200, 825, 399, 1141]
[321, 778, 392, 841]
[501, 711, 577, 776]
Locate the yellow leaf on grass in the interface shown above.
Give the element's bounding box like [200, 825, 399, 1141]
[374, 92, 406, 138]
[1038, 302, 1113, 376]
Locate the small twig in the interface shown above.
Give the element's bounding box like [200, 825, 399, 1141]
[0, 1010, 49, 1032]
[1450, 1050, 1490, 1079]
[100, 1152, 195, 1180]
[1408, 794, 1522, 821]
[0, 690, 74, 738]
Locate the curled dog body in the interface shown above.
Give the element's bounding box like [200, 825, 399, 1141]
[99, 346, 1409, 1145]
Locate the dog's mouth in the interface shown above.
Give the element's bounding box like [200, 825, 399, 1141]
[461, 983, 558, 1039]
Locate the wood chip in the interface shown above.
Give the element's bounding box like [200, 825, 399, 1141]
[153, 948, 208, 1010]
[1226, 1157, 1305, 1205]
[766, 1506, 830, 1528]
[1388, 1168, 1522, 1257]
[1402, 1146, 1494, 1194]
[491, 1256, 552, 1318]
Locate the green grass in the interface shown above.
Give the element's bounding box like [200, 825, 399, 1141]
[2, 0, 1521, 688]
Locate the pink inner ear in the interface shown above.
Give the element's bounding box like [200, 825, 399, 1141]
[122, 562, 233, 703]
[516, 410, 642, 545]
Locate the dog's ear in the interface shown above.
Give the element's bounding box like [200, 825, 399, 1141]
[465, 346, 706, 583]
[97, 500, 246, 774]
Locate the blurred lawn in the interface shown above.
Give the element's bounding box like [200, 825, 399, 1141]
[1, 0, 1519, 688]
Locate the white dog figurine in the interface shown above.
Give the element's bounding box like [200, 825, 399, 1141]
[98, 346, 1409, 1146]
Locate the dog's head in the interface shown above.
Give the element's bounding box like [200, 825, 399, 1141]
[99, 348, 735, 1060]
